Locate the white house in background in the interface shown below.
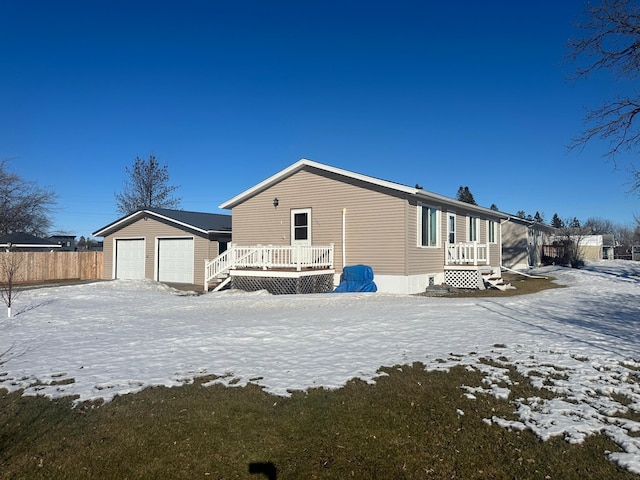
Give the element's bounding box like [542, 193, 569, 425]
[569, 235, 615, 261]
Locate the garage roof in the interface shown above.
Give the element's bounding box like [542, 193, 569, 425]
[92, 208, 232, 237]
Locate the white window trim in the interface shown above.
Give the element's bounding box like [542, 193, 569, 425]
[291, 208, 312, 245]
[487, 219, 496, 244]
[417, 203, 440, 248]
[467, 216, 479, 242]
[447, 212, 456, 244]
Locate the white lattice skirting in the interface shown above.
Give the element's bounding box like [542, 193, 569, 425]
[444, 269, 483, 289]
[231, 273, 334, 295]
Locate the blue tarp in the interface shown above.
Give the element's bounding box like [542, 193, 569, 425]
[333, 264, 377, 292]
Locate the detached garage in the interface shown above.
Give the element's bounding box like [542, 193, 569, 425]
[93, 208, 232, 288]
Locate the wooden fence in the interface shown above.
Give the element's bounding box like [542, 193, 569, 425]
[0, 251, 103, 284]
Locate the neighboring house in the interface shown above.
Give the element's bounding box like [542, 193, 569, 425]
[0, 232, 62, 252]
[48, 235, 76, 251]
[545, 234, 616, 263]
[574, 235, 615, 261]
[501, 217, 557, 270]
[211, 159, 508, 294]
[93, 208, 232, 287]
[602, 234, 615, 260]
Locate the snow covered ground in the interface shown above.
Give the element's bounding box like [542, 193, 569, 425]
[1, 261, 640, 473]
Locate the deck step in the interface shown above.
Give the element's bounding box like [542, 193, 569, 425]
[211, 276, 231, 292]
[481, 273, 514, 291]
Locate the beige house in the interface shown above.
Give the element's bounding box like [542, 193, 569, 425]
[93, 208, 231, 287]
[501, 217, 557, 270]
[211, 159, 508, 294]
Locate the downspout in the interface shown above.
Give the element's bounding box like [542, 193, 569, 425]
[342, 208, 346, 268]
[499, 218, 503, 270]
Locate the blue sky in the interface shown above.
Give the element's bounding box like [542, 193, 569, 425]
[1, 1, 636, 237]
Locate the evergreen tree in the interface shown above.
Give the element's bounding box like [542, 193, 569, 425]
[490, 203, 499, 211]
[551, 213, 564, 228]
[456, 186, 477, 205]
[533, 211, 544, 224]
[115, 155, 181, 215]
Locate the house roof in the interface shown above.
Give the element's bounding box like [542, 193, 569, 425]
[219, 158, 508, 218]
[503, 215, 558, 233]
[92, 208, 232, 237]
[0, 232, 62, 248]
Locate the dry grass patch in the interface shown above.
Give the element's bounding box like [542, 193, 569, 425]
[453, 272, 563, 298]
[0, 363, 636, 479]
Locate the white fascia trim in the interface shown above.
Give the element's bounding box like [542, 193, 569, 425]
[415, 190, 508, 219]
[93, 210, 209, 237]
[219, 158, 418, 210]
[229, 269, 335, 278]
[219, 158, 509, 220]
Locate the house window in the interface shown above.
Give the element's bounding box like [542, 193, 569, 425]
[291, 208, 311, 244]
[418, 204, 439, 247]
[468, 216, 479, 242]
[293, 213, 308, 240]
[488, 220, 496, 243]
[447, 213, 456, 244]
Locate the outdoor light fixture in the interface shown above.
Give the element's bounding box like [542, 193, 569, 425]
[273, 198, 279, 208]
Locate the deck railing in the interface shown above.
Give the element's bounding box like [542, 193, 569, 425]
[446, 242, 489, 266]
[205, 244, 334, 291]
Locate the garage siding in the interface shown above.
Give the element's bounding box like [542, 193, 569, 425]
[102, 216, 218, 286]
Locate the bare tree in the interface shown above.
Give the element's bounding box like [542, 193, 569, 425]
[584, 216, 616, 234]
[115, 155, 181, 216]
[614, 222, 640, 245]
[0, 250, 23, 318]
[554, 218, 592, 268]
[612, 222, 640, 258]
[568, 0, 640, 174]
[0, 160, 57, 236]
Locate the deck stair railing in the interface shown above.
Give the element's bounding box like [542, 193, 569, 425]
[205, 244, 334, 291]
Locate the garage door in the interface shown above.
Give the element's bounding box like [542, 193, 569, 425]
[115, 239, 145, 280]
[158, 238, 194, 283]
